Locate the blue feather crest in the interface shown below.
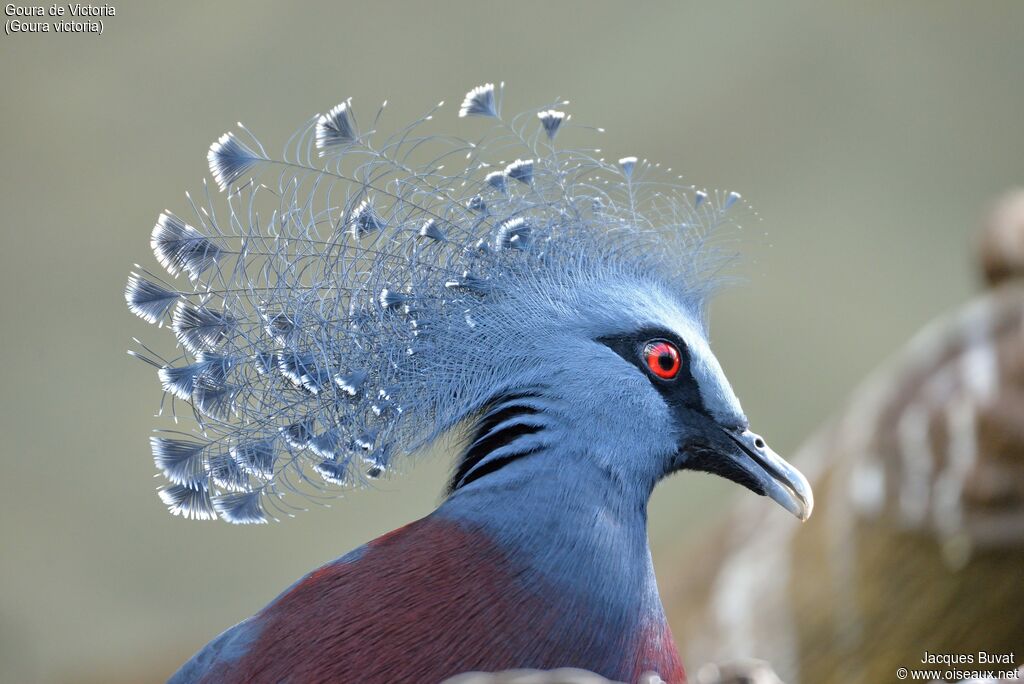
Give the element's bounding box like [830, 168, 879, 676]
[127, 83, 745, 523]
[212, 491, 267, 525]
[231, 439, 276, 480]
[537, 109, 567, 140]
[314, 457, 353, 486]
[504, 158, 533, 185]
[125, 273, 179, 324]
[150, 212, 223, 280]
[207, 131, 265, 191]
[172, 303, 235, 354]
[151, 437, 207, 488]
[315, 100, 356, 154]
[485, 170, 507, 192]
[159, 483, 217, 521]
[458, 83, 498, 118]
[208, 454, 250, 493]
[157, 353, 232, 402]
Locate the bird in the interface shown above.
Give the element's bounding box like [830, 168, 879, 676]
[668, 189, 1024, 684]
[125, 82, 813, 684]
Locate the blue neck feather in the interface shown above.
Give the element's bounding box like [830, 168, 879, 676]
[438, 447, 667, 630]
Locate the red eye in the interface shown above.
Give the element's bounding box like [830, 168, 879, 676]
[644, 340, 681, 380]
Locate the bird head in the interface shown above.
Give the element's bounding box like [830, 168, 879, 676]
[432, 249, 812, 521]
[595, 280, 812, 521]
[126, 83, 812, 524]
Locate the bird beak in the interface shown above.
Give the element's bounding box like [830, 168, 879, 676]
[719, 428, 814, 521]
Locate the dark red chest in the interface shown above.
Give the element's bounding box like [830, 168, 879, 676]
[198, 518, 684, 683]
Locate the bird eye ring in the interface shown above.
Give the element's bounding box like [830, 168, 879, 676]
[643, 340, 681, 380]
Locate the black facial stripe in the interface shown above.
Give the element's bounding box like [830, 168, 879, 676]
[447, 395, 543, 493]
[456, 444, 543, 490]
[598, 328, 708, 414]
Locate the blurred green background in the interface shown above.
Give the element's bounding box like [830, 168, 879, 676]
[0, 2, 1020, 682]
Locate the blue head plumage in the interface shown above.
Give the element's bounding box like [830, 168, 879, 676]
[126, 82, 812, 527]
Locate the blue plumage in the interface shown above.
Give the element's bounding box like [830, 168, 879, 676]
[128, 82, 815, 682]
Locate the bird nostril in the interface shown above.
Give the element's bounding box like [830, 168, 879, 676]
[754, 437, 765, 449]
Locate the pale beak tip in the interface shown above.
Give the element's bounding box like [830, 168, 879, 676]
[791, 474, 814, 522]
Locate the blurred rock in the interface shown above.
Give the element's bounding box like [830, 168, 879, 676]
[441, 660, 787, 684]
[668, 194, 1024, 684]
[442, 668, 666, 684]
[978, 189, 1024, 286]
[694, 659, 786, 684]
